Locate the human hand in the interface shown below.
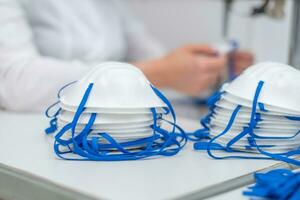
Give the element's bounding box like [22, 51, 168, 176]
[135, 44, 226, 96]
[231, 50, 254, 75]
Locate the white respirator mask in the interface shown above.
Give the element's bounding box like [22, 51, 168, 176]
[190, 62, 300, 166]
[45, 62, 187, 161]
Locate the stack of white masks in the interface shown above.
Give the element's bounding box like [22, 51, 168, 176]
[45, 62, 187, 161]
[193, 62, 300, 166]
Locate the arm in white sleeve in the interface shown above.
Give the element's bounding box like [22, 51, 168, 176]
[0, 0, 89, 112]
[114, 1, 167, 62]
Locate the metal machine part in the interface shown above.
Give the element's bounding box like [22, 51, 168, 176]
[268, 0, 285, 18]
[289, 0, 300, 69]
[251, 0, 285, 19]
[223, 0, 300, 70]
[223, 0, 286, 37]
[222, 0, 233, 38]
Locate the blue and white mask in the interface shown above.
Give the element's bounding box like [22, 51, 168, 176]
[45, 62, 187, 161]
[191, 62, 300, 166]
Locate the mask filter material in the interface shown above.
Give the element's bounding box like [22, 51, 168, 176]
[45, 62, 187, 161]
[190, 62, 300, 166]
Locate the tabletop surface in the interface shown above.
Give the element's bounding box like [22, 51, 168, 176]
[0, 110, 277, 200]
[209, 187, 247, 200]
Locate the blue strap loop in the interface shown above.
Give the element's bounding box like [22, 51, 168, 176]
[57, 81, 77, 98]
[188, 91, 223, 141]
[45, 101, 61, 119]
[285, 116, 300, 121]
[258, 102, 268, 112]
[45, 118, 58, 134]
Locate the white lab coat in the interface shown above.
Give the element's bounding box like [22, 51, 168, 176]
[0, 0, 165, 111]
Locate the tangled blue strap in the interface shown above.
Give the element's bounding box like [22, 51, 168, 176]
[44, 81, 78, 134]
[244, 81, 300, 165]
[44, 101, 61, 134]
[45, 81, 187, 161]
[258, 102, 268, 112]
[244, 169, 300, 200]
[57, 81, 77, 98]
[286, 116, 300, 121]
[150, 85, 176, 134]
[187, 91, 223, 141]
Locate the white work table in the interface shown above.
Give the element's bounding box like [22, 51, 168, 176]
[0, 110, 279, 200]
[209, 188, 248, 200]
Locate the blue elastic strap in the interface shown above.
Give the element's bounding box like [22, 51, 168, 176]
[187, 130, 210, 142]
[45, 118, 58, 134]
[194, 105, 241, 153]
[44, 104, 61, 134]
[258, 102, 268, 112]
[194, 142, 225, 151]
[45, 101, 61, 118]
[187, 91, 223, 141]
[57, 81, 77, 98]
[249, 82, 300, 159]
[207, 91, 224, 109]
[150, 85, 176, 124]
[245, 82, 300, 165]
[285, 116, 300, 121]
[44, 80, 78, 134]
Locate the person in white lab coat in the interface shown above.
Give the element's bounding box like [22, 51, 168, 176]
[0, 0, 252, 111]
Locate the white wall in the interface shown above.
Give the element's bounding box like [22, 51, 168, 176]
[128, 0, 293, 64]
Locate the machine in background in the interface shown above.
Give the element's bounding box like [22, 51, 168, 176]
[223, 0, 300, 69]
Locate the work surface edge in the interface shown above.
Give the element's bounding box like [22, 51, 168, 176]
[0, 111, 278, 200]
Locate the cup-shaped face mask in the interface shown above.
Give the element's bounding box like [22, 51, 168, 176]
[192, 62, 300, 166]
[44, 62, 187, 161]
[224, 62, 300, 113]
[60, 62, 167, 109]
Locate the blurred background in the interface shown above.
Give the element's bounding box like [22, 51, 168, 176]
[128, 0, 293, 64]
[125, 0, 296, 118]
[0, 0, 298, 113]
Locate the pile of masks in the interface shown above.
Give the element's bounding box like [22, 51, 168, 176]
[45, 62, 187, 161]
[193, 62, 300, 166]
